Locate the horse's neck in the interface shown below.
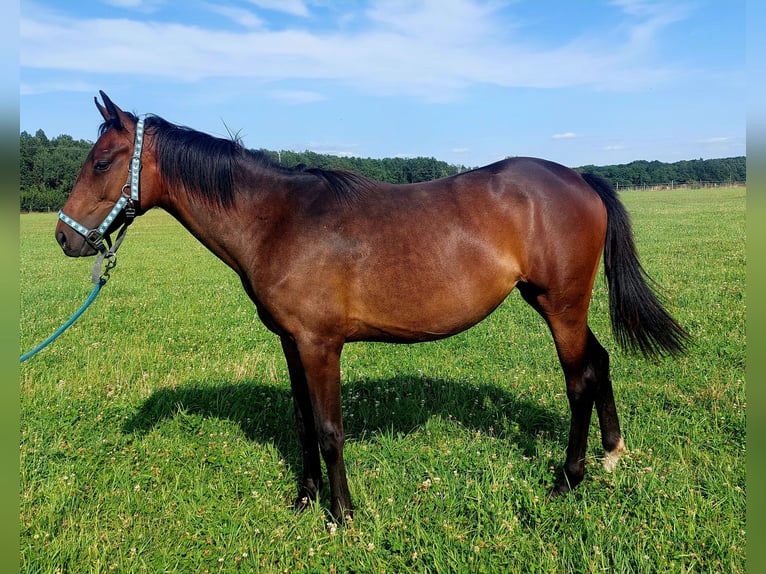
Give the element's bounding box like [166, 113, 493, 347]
[159, 172, 296, 276]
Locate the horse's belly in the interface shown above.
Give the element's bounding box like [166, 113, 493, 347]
[347, 271, 517, 343]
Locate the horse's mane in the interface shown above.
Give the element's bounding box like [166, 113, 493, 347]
[100, 113, 372, 208]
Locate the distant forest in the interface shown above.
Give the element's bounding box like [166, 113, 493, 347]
[20, 129, 746, 212]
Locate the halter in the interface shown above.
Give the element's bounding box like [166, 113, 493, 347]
[58, 117, 145, 281]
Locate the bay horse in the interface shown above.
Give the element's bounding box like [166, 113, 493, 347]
[56, 92, 687, 522]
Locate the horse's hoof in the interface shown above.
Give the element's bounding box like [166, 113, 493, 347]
[294, 495, 312, 513]
[294, 485, 320, 513]
[551, 467, 582, 496]
[330, 503, 354, 525]
[550, 481, 571, 497]
[603, 438, 626, 472]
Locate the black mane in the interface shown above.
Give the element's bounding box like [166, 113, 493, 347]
[100, 114, 373, 208]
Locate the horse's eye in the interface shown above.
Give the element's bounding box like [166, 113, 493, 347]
[94, 160, 111, 172]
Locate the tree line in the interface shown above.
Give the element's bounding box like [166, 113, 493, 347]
[19, 129, 745, 212]
[576, 156, 745, 189]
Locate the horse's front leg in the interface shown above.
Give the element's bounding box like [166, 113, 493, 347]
[283, 335, 353, 522]
[281, 337, 323, 510]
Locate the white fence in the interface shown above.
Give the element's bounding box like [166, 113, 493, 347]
[615, 180, 746, 192]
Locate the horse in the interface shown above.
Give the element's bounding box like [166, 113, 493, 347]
[56, 92, 688, 522]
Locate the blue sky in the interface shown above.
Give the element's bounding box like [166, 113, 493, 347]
[20, 0, 745, 168]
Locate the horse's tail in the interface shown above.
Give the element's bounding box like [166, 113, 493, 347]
[582, 172, 689, 358]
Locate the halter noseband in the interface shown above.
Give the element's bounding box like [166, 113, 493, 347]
[58, 117, 145, 256]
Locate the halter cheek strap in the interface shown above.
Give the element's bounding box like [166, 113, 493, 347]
[58, 117, 145, 255]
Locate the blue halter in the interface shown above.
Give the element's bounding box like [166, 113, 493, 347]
[58, 117, 145, 256]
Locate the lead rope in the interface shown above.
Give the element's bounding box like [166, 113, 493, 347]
[19, 255, 117, 363]
[20, 221, 132, 363]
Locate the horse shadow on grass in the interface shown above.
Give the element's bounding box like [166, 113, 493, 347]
[122, 374, 568, 503]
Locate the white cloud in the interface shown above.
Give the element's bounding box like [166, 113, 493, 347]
[102, 0, 146, 7]
[20, 80, 98, 95]
[268, 90, 325, 104]
[697, 136, 731, 144]
[552, 132, 577, 140]
[305, 142, 359, 157]
[611, 0, 690, 35]
[20, 1, 695, 99]
[245, 0, 309, 17]
[100, 0, 164, 12]
[209, 5, 265, 29]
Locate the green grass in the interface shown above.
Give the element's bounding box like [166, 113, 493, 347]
[20, 187, 745, 573]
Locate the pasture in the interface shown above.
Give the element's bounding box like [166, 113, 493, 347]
[20, 187, 744, 572]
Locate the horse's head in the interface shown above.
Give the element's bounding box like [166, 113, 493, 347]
[56, 91, 158, 257]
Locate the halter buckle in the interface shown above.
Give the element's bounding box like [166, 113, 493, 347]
[124, 198, 137, 222]
[85, 229, 107, 255]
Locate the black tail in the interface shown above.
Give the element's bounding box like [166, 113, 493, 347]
[582, 173, 689, 358]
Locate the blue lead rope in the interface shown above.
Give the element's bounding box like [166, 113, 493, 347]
[20, 277, 107, 363]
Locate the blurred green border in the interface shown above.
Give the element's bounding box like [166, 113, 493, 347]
[1, 2, 19, 571]
[747, 150, 762, 569]
[747, 2, 763, 572]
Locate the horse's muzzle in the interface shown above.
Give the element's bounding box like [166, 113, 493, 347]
[56, 225, 97, 257]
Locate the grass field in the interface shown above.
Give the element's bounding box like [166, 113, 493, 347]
[20, 187, 745, 573]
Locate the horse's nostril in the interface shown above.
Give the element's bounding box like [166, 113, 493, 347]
[56, 230, 67, 250]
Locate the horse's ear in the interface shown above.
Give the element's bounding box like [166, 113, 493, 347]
[95, 91, 132, 131]
[95, 93, 110, 122]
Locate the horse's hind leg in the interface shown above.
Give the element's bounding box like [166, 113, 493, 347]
[551, 323, 625, 492]
[518, 284, 624, 493]
[589, 332, 626, 473]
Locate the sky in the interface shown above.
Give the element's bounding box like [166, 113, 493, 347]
[19, 0, 745, 169]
